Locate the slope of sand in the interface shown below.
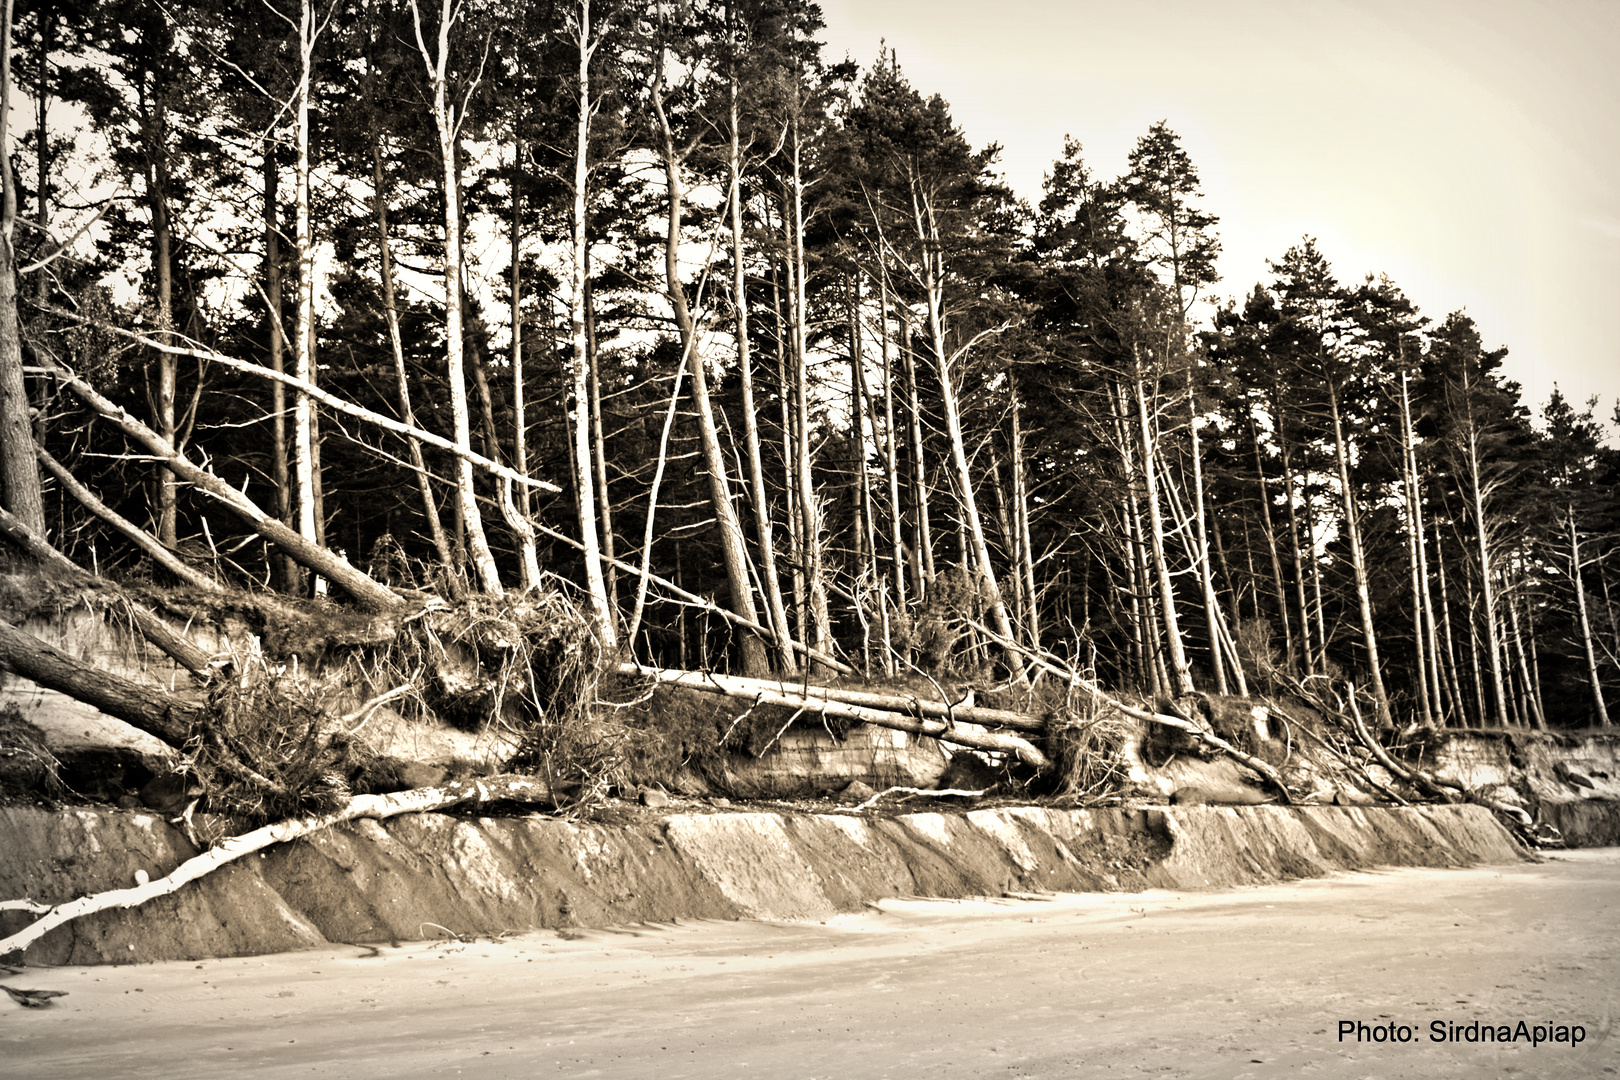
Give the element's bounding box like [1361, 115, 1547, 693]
[5, 850, 1616, 1080]
[1, 801, 1528, 965]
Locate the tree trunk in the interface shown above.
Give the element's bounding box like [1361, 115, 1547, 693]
[412, 0, 502, 595]
[149, 93, 179, 552]
[725, 31, 793, 672]
[783, 148, 831, 662]
[649, 47, 767, 676]
[0, 616, 199, 747]
[371, 134, 458, 595]
[1131, 363, 1192, 695]
[35, 447, 219, 593]
[0, 774, 560, 962]
[0, 507, 214, 676]
[262, 148, 300, 594]
[1276, 409, 1315, 675]
[1463, 421, 1508, 726]
[1504, 567, 1545, 730]
[898, 304, 933, 592]
[620, 663, 1047, 733]
[1326, 382, 1392, 724]
[0, 0, 42, 539]
[508, 136, 530, 590]
[875, 269, 907, 667]
[30, 3, 48, 307]
[566, 0, 614, 640]
[293, 0, 320, 582]
[586, 278, 619, 616]
[1398, 372, 1437, 726]
[1434, 528, 1469, 724]
[622, 663, 1049, 770]
[1568, 508, 1612, 727]
[912, 186, 1022, 681]
[1008, 373, 1039, 647]
[1247, 414, 1293, 674]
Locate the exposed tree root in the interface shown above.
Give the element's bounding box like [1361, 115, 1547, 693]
[962, 619, 1295, 803]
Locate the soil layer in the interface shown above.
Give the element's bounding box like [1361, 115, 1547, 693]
[2, 801, 1527, 966]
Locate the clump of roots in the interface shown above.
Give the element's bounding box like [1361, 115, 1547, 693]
[375, 588, 615, 804]
[183, 584, 616, 820]
[188, 666, 373, 823]
[1044, 684, 1133, 802]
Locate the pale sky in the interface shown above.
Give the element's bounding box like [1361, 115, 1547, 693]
[818, 0, 1620, 420]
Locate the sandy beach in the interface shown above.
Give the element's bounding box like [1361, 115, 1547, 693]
[4, 849, 1616, 1080]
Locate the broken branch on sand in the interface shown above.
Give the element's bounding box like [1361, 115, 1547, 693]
[0, 775, 559, 961]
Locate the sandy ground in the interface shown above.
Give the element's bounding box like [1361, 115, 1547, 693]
[4, 850, 1617, 1080]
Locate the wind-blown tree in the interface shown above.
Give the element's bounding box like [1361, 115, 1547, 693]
[1121, 121, 1225, 695]
[843, 52, 1025, 679]
[1421, 310, 1536, 727]
[640, 0, 773, 675]
[1269, 238, 1396, 723]
[1538, 389, 1614, 727]
[409, 0, 518, 594]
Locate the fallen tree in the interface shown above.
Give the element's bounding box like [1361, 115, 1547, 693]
[44, 365, 404, 612]
[0, 615, 200, 747]
[962, 617, 1295, 803]
[617, 664, 1044, 732]
[1293, 677, 1537, 833]
[621, 663, 1051, 771]
[33, 447, 225, 595]
[0, 773, 559, 962]
[0, 507, 216, 677]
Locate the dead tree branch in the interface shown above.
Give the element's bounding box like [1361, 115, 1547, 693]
[47, 365, 402, 611]
[0, 774, 559, 961]
[34, 446, 224, 594]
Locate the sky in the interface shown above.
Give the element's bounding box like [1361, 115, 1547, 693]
[817, 0, 1620, 421]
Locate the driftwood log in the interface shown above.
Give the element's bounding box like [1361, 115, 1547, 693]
[0, 774, 559, 961]
[621, 663, 1051, 771]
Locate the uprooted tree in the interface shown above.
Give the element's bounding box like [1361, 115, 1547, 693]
[0, 0, 1595, 962]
